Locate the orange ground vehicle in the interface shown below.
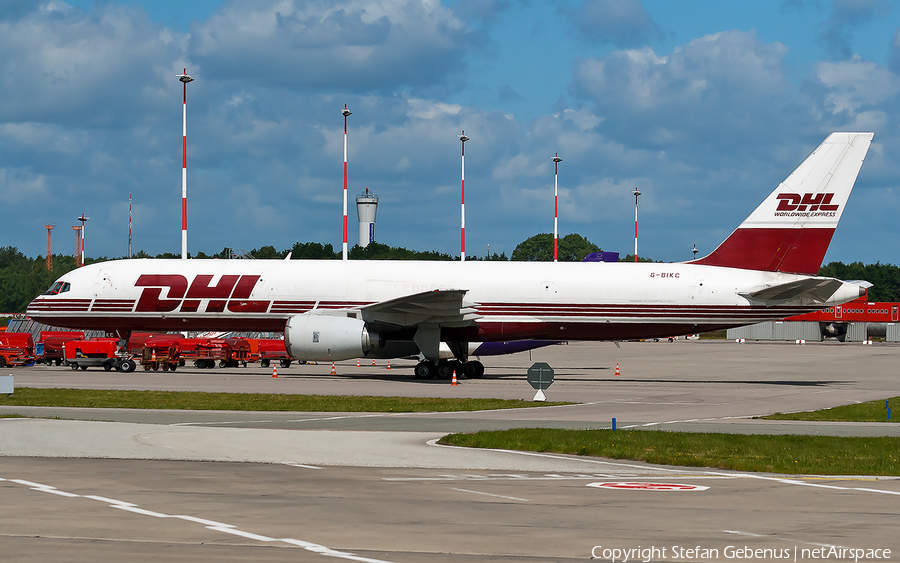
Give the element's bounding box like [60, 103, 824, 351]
[0, 332, 35, 367]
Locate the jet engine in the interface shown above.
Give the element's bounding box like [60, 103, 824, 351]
[284, 313, 374, 361]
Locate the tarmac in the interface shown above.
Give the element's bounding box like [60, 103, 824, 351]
[2, 340, 899, 562]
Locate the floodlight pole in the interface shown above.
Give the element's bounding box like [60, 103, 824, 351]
[552, 153, 562, 262]
[633, 187, 641, 263]
[176, 68, 194, 259]
[342, 105, 352, 260]
[77, 213, 89, 267]
[459, 131, 469, 261]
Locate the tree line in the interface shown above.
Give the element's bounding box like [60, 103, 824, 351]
[2, 236, 899, 315]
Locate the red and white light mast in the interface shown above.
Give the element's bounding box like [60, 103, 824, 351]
[77, 213, 89, 267]
[551, 153, 562, 262]
[176, 68, 194, 259]
[128, 193, 133, 259]
[459, 130, 469, 261]
[341, 104, 352, 261]
[632, 187, 641, 262]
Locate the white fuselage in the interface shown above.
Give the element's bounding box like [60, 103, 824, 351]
[27, 258, 862, 342]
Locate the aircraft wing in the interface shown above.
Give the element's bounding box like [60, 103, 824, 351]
[739, 278, 851, 304]
[359, 289, 481, 329]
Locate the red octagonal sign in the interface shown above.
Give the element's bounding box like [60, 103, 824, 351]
[587, 482, 709, 491]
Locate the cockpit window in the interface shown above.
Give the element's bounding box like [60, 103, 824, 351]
[42, 281, 71, 295]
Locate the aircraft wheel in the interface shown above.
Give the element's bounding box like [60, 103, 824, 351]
[448, 360, 462, 377]
[464, 361, 484, 379]
[414, 361, 433, 379]
[119, 359, 136, 373]
[436, 362, 453, 379]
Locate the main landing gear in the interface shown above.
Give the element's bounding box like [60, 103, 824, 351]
[414, 359, 484, 380]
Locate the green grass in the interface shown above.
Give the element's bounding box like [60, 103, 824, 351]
[0, 387, 570, 412]
[763, 397, 899, 423]
[439, 428, 900, 475]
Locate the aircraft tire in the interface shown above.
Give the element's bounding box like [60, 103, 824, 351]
[464, 361, 484, 379]
[414, 361, 433, 379]
[437, 362, 453, 379]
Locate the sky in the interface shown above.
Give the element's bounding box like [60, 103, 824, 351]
[2, 0, 900, 265]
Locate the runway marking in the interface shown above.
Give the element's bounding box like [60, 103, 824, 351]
[450, 487, 529, 501]
[3, 475, 397, 563]
[428, 439, 900, 496]
[285, 463, 322, 469]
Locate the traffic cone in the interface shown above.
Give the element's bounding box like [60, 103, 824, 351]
[372, 359, 376, 366]
[356, 359, 360, 367]
[331, 362, 336, 375]
[615, 363, 621, 376]
[386, 361, 391, 370]
[451, 372, 459, 386]
[272, 365, 278, 378]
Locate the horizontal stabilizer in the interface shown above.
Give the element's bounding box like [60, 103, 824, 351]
[739, 277, 863, 304]
[360, 289, 480, 328]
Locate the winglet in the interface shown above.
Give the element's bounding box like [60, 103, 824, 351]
[690, 132, 874, 274]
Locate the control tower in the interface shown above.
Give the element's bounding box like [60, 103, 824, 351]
[356, 187, 379, 248]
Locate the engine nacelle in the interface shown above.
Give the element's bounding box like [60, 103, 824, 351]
[284, 313, 372, 361]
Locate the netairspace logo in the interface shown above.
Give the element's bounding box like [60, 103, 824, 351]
[590, 545, 892, 562]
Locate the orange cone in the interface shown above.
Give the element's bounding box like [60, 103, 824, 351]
[615, 363, 621, 376]
[386, 361, 391, 370]
[331, 362, 336, 375]
[451, 372, 459, 386]
[356, 359, 360, 367]
[372, 359, 376, 366]
[272, 365, 278, 378]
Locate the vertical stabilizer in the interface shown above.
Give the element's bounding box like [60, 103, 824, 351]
[690, 132, 873, 274]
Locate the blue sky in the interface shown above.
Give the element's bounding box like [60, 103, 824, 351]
[3, 0, 900, 265]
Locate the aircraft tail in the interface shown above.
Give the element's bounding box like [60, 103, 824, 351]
[690, 132, 874, 275]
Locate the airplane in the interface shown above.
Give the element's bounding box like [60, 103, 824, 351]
[28, 132, 874, 378]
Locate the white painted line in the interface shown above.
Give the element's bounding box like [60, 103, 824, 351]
[286, 463, 322, 470]
[208, 526, 276, 542]
[173, 515, 235, 527]
[11, 479, 81, 498]
[4, 474, 398, 563]
[84, 495, 136, 506]
[450, 488, 529, 501]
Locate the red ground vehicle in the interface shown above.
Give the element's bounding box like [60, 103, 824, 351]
[178, 338, 230, 368]
[140, 336, 182, 372]
[39, 331, 85, 366]
[0, 332, 35, 367]
[63, 339, 119, 371]
[257, 339, 294, 368]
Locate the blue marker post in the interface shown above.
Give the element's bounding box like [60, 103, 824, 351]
[887, 399, 891, 421]
[612, 417, 617, 431]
